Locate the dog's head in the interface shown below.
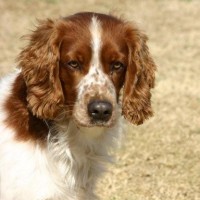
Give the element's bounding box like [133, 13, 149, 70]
[18, 12, 156, 127]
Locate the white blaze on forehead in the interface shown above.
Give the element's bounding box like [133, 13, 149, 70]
[90, 16, 102, 67]
[77, 16, 104, 96]
[88, 15, 105, 83]
[77, 16, 115, 99]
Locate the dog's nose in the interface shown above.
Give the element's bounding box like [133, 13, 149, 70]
[88, 100, 112, 122]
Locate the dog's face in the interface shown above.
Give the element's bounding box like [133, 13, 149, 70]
[18, 13, 156, 127]
[59, 15, 128, 127]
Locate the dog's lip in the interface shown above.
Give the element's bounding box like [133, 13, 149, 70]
[73, 117, 115, 128]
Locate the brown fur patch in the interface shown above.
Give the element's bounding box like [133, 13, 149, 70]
[4, 74, 48, 142]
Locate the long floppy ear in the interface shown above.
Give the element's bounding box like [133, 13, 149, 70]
[17, 19, 64, 119]
[122, 25, 156, 125]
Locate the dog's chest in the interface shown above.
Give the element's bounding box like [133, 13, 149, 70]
[0, 128, 103, 200]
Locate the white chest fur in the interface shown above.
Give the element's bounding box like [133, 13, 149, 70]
[0, 118, 122, 200]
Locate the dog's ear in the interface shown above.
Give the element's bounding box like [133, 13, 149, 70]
[17, 19, 64, 119]
[122, 25, 156, 125]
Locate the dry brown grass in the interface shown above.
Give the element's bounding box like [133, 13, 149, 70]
[0, 0, 200, 199]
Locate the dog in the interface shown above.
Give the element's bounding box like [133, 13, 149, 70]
[0, 12, 156, 200]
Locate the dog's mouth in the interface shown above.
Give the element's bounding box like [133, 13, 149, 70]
[73, 115, 116, 128]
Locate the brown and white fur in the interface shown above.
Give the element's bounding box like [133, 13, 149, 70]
[0, 12, 156, 200]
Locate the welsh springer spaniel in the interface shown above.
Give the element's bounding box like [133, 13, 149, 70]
[0, 12, 156, 200]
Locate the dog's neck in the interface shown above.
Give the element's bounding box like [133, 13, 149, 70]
[46, 119, 121, 196]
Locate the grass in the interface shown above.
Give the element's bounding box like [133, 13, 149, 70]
[0, 0, 200, 199]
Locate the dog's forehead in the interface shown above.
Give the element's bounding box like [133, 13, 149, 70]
[64, 12, 122, 26]
[63, 13, 124, 43]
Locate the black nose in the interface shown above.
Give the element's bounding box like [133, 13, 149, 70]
[88, 100, 113, 122]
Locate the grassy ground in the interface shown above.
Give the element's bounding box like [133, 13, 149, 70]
[0, 0, 200, 199]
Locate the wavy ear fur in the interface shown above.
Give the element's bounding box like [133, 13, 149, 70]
[17, 19, 64, 119]
[122, 25, 156, 125]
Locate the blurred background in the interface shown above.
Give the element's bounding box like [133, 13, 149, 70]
[0, 0, 200, 199]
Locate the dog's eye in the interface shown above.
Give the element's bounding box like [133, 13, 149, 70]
[111, 61, 124, 71]
[67, 60, 80, 69]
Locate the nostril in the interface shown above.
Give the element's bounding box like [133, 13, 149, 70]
[88, 100, 113, 122]
[91, 109, 99, 116]
[104, 110, 111, 115]
[94, 110, 99, 114]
